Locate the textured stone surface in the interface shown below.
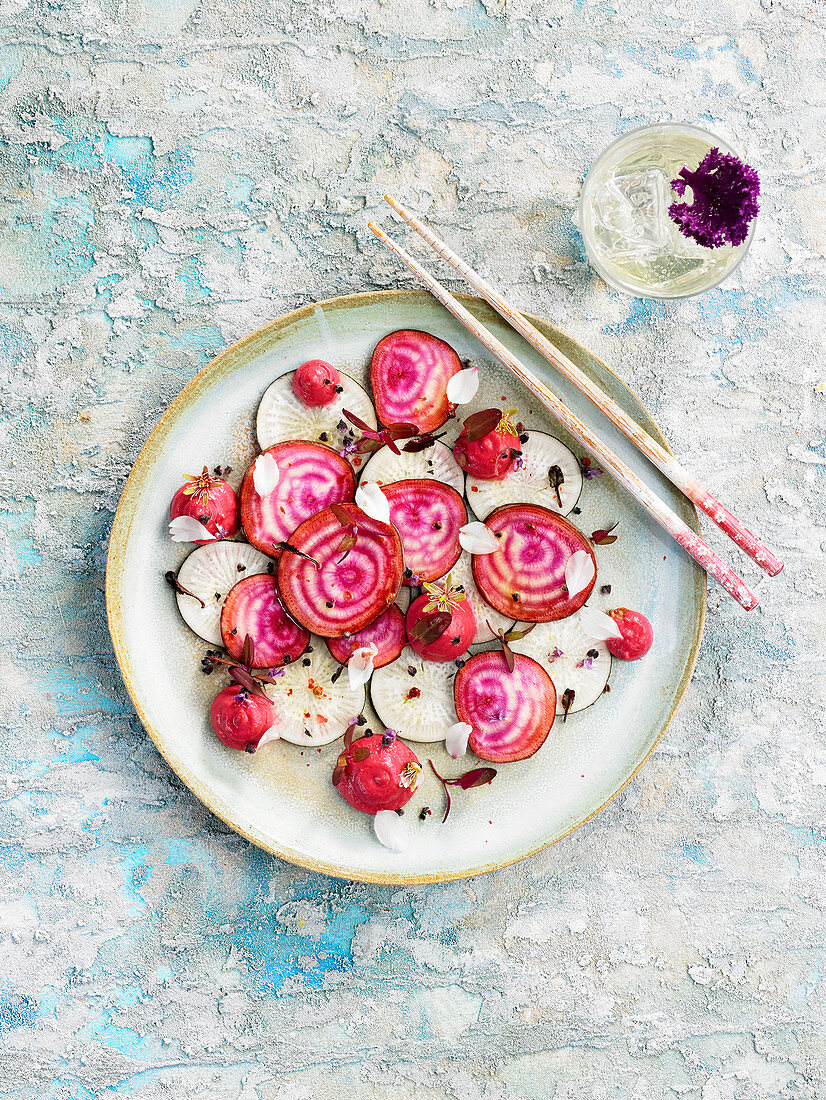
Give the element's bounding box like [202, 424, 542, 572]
[1, 1, 825, 1097]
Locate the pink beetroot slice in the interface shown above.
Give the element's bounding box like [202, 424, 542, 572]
[370, 329, 461, 433]
[220, 573, 309, 668]
[472, 503, 596, 622]
[326, 603, 407, 668]
[278, 505, 404, 638]
[240, 440, 355, 556]
[454, 651, 556, 763]
[381, 478, 466, 585]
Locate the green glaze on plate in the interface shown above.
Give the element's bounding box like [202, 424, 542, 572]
[106, 290, 705, 883]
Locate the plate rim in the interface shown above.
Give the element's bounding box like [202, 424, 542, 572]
[105, 289, 706, 884]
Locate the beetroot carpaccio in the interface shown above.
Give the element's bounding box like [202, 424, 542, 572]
[166, 327, 652, 846]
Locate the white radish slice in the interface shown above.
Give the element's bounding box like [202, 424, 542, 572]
[359, 440, 465, 496]
[466, 431, 583, 519]
[509, 615, 611, 714]
[370, 645, 457, 743]
[438, 552, 512, 645]
[174, 541, 272, 645]
[265, 643, 365, 745]
[256, 370, 376, 453]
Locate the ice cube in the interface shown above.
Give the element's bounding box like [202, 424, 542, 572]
[615, 170, 671, 248]
[590, 169, 672, 262]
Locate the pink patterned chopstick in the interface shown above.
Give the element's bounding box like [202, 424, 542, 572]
[383, 194, 783, 578]
[368, 220, 759, 611]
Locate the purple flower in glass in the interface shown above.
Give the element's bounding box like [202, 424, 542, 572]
[669, 147, 760, 249]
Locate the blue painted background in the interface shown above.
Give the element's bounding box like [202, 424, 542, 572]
[1, 0, 824, 1096]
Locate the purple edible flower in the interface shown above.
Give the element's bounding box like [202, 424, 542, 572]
[669, 147, 760, 249]
[382, 728, 398, 746]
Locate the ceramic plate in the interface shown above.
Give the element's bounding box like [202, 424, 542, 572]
[106, 290, 705, 883]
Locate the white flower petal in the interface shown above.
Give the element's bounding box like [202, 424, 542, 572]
[253, 452, 280, 497]
[169, 515, 216, 543]
[373, 809, 408, 851]
[459, 521, 500, 554]
[564, 549, 596, 598]
[446, 366, 479, 405]
[578, 604, 622, 641]
[348, 643, 379, 690]
[355, 481, 391, 525]
[445, 721, 472, 759]
[256, 724, 281, 749]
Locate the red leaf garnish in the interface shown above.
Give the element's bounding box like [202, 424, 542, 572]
[342, 409, 373, 433]
[456, 767, 497, 790]
[336, 530, 358, 563]
[343, 720, 358, 750]
[462, 408, 501, 443]
[409, 611, 452, 645]
[385, 423, 419, 441]
[355, 438, 384, 454]
[488, 620, 529, 674]
[241, 632, 254, 670]
[331, 504, 355, 528]
[548, 465, 565, 508]
[275, 541, 321, 568]
[228, 664, 269, 698]
[505, 623, 535, 642]
[403, 431, 445, 453]
[332, 765, 345, 786]
[164, 570, 206, 608]
[429, 759, 497, 822]
[591, 523, 619, 546]
[561, 687, 575, 722]
[351, 745, 370, 763]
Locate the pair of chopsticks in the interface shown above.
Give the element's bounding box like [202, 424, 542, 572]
[368, 196, 784, 611]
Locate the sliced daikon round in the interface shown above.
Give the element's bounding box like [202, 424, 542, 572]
[369, 645, 457, 743]
[359, 439, 465, 496]
[265, 643, 365, 745]
[256, 370, 376, 452]
[174, 541, 272, 645]
[466, 431, 582, 519]
[508, 614, 611, 714]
